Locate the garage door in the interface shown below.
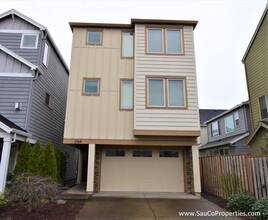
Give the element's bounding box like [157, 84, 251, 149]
[100, 149, 184, 192]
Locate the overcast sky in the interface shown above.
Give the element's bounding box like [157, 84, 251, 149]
[1, 0, 267, 109]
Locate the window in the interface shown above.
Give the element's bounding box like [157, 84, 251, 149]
[43, 42, 49, 66]
[120, 79, 133, 110]
[106, 150, 125, 157]
[83, 78, 100, 96]
[133, 150, 152, 157]
[211, 121, 220, 137]
[45, 93, 53, 108]
[225, 114, 235, 134]
[21, 34, 38, 49]
[122, 32, 134, 58]
[159, 151, 179, 158]
[87, 30, 102, 45]
[219, 147, 229, 156]
[147, 27, 183, 54]
[234, 111, 239, 127]
[259, 94, 268, 119]
[147, 77, 186, 108]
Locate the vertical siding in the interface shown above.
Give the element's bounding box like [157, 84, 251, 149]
[64, 28, 134, 140]
[27, 38, 78, 181]
[245, 13, 268, 130]
[0, 77, 32, 129]
[134, 24, 200, 131]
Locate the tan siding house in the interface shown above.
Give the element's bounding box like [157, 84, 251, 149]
[64, 19, 201, 195]
[242, 5, 268, 154]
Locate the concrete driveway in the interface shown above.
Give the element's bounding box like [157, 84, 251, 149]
[76, 196, 241, 220]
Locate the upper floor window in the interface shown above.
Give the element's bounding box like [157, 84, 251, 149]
[122, 32, 134, 58]
[147, 27, 183, 54]
[211, 121, 220, 137]
[147, 77, 186, 109]
[87, 30, 102, 45]
[259, 94, 268, 119]
[82, 78, 100, 96]
[234, 111, 239, 127]
[43, 42, 49, 67]
[224, 114, 235, 134]
[21, 34, 38, 49]
[120, 79, 133, 110]
[45, 92, 53, 109]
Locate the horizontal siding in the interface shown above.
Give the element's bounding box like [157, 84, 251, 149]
[244, 13, 268, 130]
[0, 15, 39, 30]
[0, 77, 32, 129]
[134, 24, 199, 131]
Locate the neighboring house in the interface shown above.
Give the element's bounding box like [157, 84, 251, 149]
[199, 109, 226, 146]
[64, 19, 201, 195]
[0, 9, 78, 192]
[199, 101, 252, 157]
[242, 5, 268, 155]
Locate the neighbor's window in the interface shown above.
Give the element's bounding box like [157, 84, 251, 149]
[219, 147, 229, 156]
[159, 151, 179, 158]
[120, 79, 133, 110]
[234, 111, 239, 127]
[87, 30, 102, 45]
[122, 32, 134, 58]
[45, 93, 53, 109]
[147, 77, 186, 108]
[211, 121, 220, 137]
[147, 27, 183, 54]
[225, 114, 235, 134]
[83, 78, 100, 95]
[106, 150, 125, 157]
[133, 150, 152, 157]
[21, 34, 38, 49]
[259, 94, 268, 119]
[43, 42, 49, 66]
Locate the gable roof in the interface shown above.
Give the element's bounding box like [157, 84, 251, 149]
[0, 44, 37, 71]
[0, 9, 69, 73]
[242, 5, 268, 62]
[199, 109, 227, 126]
[246, 121, 268, 145]
[205, 101, 249, 124]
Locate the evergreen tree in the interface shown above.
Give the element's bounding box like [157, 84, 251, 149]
[13, 142, 31, 176]
[27, 140, 42, 175]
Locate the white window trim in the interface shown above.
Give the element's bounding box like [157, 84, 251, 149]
[147, 78, 166, 107]
[234, 111, 239, 127]
[120, 79, 133, 110]
[224, 114, 235, 134]
[87, 30, 102, 45]
[165, 28, 183, 55]
[167, 79, 186, 107]
[147, 28, 164, 54]
[43, 42, 49, 67]
[211, 121, 220, 137]
[20, 33, 39, 49]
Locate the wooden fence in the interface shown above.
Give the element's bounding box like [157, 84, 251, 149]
[200, 155, 268, 199]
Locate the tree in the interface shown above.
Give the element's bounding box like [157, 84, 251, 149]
[27, 140, 42, 175]
[13, 142, 31, 176]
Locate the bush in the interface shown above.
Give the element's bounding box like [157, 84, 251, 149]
[54, 149, 67, 184]
[6, 173, 58, 212]
[227, 191, 255, 212]
[252, 197, 268, 219]
[27, 140, 42, 175]
[13, 142, 32, 176]
[220, 172, 242, 198]
[0, 189, 8, 206]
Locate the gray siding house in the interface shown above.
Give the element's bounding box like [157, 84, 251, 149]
[0, 9, 78, 192]
[199, 101, 252, 157]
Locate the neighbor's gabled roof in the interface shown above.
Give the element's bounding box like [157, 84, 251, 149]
[69, 18, 198, 31]
[242, 5, 268, 62]
[246, 121, 268, 145]
[0, 9, 69, 73]
[0, 44, 37, 71]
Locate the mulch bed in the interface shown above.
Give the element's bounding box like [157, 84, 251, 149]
[0, 200, 85, 220]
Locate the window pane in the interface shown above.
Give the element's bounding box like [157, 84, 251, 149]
[43, 43, 49, 66]
[225, 115, 234, 133]
[88, 31, 101, 44]
[148, 79, 164, 106]
[84, 79, 99, 94]
[168, 80, 184, 107]
[106, 150, 125, 157]
[211, 121, 219, 137]
[121, 80, 133, 109]
[148, 29, 163, 53]
[122, 32, 133, 57]
[234, 111, 239, 126]
[259, 95, 268, 119]
[159, 151, 179, 158]
[133, 150, 152, 157]
[22, 35, 37, 48]
[166, 30, 182, 54]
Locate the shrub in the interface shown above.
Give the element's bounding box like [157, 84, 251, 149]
[220, 172, 242, 198]
[252, 197, 268, 219]
[27, 140, 42, 175]
[227, 191, 255, 212]
[6, 173, 58, 212]
[13, 142, 32, 176]
[0, 189, 8, 206]
[54, 149, 67, 184]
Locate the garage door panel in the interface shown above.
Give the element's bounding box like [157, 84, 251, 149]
[100, 149, 184, 192]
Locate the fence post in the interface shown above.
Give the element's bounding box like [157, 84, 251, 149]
[245, 156, 253, 195]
